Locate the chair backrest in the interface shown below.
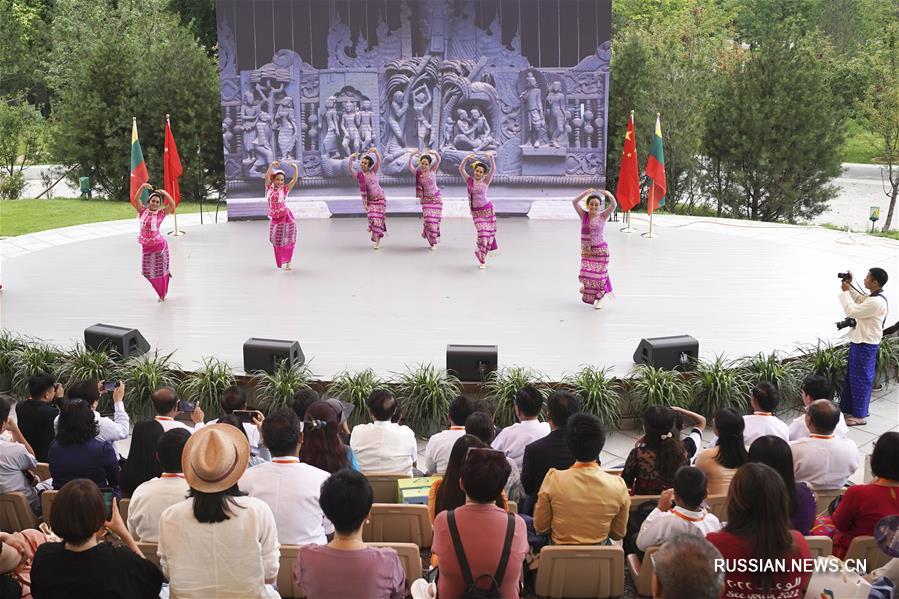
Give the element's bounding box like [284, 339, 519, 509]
[0, 493, 38, 533]
[41, 490, 58, 524]
[626, 544, 659, 597]
[34, 463, 51, 482]
[534, 545, 626, 599]
[507, 501, 518, 514]
[367, 542, 423, 587]
[803, 535, 833, 558]
[136, 541, 162, 572]
[118, 497, 130, 525]
[812, 488, 844, 515]
[704, 493, 728, 521]
[363, 473, 408, 504]
[363, 503, 433, 548]
[844, 535, 890, 572]
[277, 544, 306, 599]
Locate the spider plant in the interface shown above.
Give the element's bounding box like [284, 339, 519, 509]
[797, 341, 848, 398]
[626, 365, 693, 416]
[10, 342, 64, 398]
[180, 357, 236, 416]
[253, 360, 314, 412]
[115, 351, 181, 419]
[739, 351, 804, 410]
[0, 330, 27, 392]
[327, 369, 385, 427]
[481, 366, 547, 428]
[561, 366, 623, 428]
[58, 344, 117, 386]
[691, 355, 750, 418]
[393, 364, 463, 437]
[875, 336, 899, 389]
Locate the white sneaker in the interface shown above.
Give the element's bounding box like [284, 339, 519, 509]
[593, 299, 602, 310]
[479, 264, 486, 270]
[430, 245, 437, 251]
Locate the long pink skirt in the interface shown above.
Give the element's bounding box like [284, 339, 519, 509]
[472, 204, 498, 264]
[269, 214, 296, 267]
[367, 198, 387, 242]
[421, 195, 442, 247]
[141, 238, 171, 300]
[579, 242, 612, 304]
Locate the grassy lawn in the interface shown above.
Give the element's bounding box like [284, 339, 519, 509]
[841, 119, 882, 164]
[0, 198, 210, 237]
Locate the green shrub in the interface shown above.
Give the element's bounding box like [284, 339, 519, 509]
[691, 356, 750, 418]
[115, 351, 180, 419]
[626, 365, 692, 416]
[394, 364, 462, 437]
[561, 366, 623, 428]
[482, 367, 548, 428]
[180, 357, 235, 416]
[253, 361, 313, 413]
[327, 369, 385, 427]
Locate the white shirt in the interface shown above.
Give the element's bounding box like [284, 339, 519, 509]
[788, 411, 849, 441]
[423, 427, 467, 475]
[790, 434, 860, 489]
[158, 496, 280, 599]
[210, 418, 263, 453]
[127, 474, 190, 542]
[239, 456, 333, 545]
[350, 420, 418, 475]
[154, 415, 204, 434]
[491, 419, 551, 468]
[636, 506, 723, 552]
[0, 439, 39, 514]
[53, 405, 130, 443]
[742, 413, 790, 447]
[839, 289, 888, 345]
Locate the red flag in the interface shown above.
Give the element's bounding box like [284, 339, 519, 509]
[645, 114, 667, 215]
[615, 112, 640, 212]
[164, 117, 183, 206]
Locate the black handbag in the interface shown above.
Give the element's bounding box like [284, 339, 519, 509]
[447, 509, 516, 599]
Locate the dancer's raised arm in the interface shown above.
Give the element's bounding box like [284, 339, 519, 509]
[157, 189, 176, 215]
[131, 182, 152, 213]
[407, 151, 420, 175]
[348, 153, 357, 177]
[287, 161, 300, 192]
[369, 147, 382, 173]
[601, 189, 618, 218]
[431, 150, 442, 172]
[484, 152, 496, 185]
[265, 161, 280, 190]
[572, 188, 594, 218]
[459, 154, 473, 181]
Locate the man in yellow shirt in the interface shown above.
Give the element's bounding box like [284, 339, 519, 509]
[534, 413, 630, 545]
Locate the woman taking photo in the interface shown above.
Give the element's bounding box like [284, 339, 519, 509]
[408, 150, 442, 249]
[695, 408, 749, 495]
[130, 182, 175, 301]
[572, 188, 616, 309]
[459, 153, 498, 268]
[48, 400, 120, 497]
[349, 147, 387, 249]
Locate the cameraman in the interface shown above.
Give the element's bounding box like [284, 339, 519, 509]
[838, 267, 889, 426]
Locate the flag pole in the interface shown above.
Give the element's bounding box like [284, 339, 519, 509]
[620, 110, 636, 233]
[166, 114, 185, 237]
[642, 186, 658, 239]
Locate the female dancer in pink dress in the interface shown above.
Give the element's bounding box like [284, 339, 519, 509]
[264, 160, 299, 270]
[349, 147, 387, 249]
[460, 153, 498, 268]
[408, 150, 442, 249]
[130, 182, 175, 301]
[572, 188, 617, 309]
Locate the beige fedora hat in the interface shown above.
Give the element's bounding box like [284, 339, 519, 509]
[182, 423, 250, 493]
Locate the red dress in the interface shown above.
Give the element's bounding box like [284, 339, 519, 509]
[831, 482, 899, 558]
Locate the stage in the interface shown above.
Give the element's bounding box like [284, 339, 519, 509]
[1, 211, 897, 380]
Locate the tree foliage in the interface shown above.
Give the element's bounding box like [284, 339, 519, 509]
[0, 97, 43, 199]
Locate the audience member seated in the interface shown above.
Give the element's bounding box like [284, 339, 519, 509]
[819, 431, 899, 558]
[671, 406, 707, 463]
[119, 420, 164, 498]
[748, 435, 816, 535]
[240, 409, 333, 545]
[742, 382, 789, 446]
[490, 385, 550, 469]
[49, 400, 120, 497]
[0, 397, 40, 515]
[290, 387, 320, 420]
[623, 406, 689, 495]
[158, 424, 280, 599]
[300, 400, 359, 473]
[790, 399, 859, 489]
[349, 389, 417, 475]
[520, 391, 580, 505]
[0, 530, 34, 598]
[651, 534, 724, 599]
[30, 479, 163, 599]
[217, 414, 267, 467]
[422, 395, 472, 475]
[871, 515, 899, 587]
[694, 408, 749, 496]
[788, 375, 848, 440]
[636, 466, 722, 552]
[127, 428, 191, 542]
[150, 387, 204, 433]
[429, 434, 504, 523]
[707, 463, 812, 599]
[15, 372, 61, 462]
[465, 410, 524, 503]
[534, 413, 630, 545]
[294, 470, 406, 599]
[212, 386, 264, 456]
[60, 380, 129, 443]
[431, 448, 528, 599]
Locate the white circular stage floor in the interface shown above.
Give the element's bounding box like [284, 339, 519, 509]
[2, 214, 896, 379]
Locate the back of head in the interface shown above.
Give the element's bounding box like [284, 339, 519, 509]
[461, 447, 510, 503]
[713, 407, 748, 469]
[261, 408, 301, 457]
[217, 414, 250, 441]
[725, 463, 793, 570]
[27, 372, 55, 400]
[291, 387, 320, 420]
[121, 420, 165, 494]
[465, 411, 495, 443]
[367, 388, 397, 422]
[748, 435, 797, 513]
[673, 466, 707, 509]
[448, 395, 473, 427]
[300, 401, 347, 473]
[152, 387, 179, 416]
[319, 470, 373, 535]
[514, 385, 544, 419]
[653, 534, 724, 599]
[547, 390, 581, 429]
[752, 381, 779, 413]
[807, 399, 840, 434]
[643, 406, 687, 480]
[469, 398, 495, 417]
[50, 479, 106, 545]
[0, 397, 11, 424]
[219, 386, 247, 414]
[437, 434, 488, 515]
[870, 431, 899, 481]
[869, 267, 888, 288]
[66, 380, 100, 405]
[56, 399, 98, 445]
[158, 428, 190, 473]
[801, 374, 833, 401]
[564, 413, 605, 462]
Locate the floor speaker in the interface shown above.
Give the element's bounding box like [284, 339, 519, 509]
[84, 324, 149, 358]
[447, 344, 498, 382]
[243, 338, 304, 374]
[633, 335, 699, 370]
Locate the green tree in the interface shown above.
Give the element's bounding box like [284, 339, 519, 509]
[0, 96, 43, 199]
[46, 0, 223, 200]
[168, 0, 217, 56]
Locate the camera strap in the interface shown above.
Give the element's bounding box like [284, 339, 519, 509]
[870, 291, 889, 327]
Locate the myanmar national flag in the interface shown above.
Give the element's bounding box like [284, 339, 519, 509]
[130, 118, 149, 204]
[616, 112, 640, 212]
[645, 114, 667, 215]
[164, 118, 183, 206]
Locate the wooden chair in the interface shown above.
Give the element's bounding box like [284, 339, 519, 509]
[844, 535, 891, 572]
[363, 473, 408, 504]
[34, 462, 51, 482]
[40, 490, 58, 524]
[812, 488, 844, 515]
[118, 497, 130, 525]
[0, 493, 38, 532]
[368, 542, 424, 587]
[704, 493, 728, 521]
[136, 540, 161, 571]
[804, 535, 833, 558]
[277, 544, 305, 599]
[627, 545, 659, 597]
[534, 545, 625, 599]
[363, 503, 433, 549]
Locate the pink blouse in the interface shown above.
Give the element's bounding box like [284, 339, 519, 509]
[138, 207, 165, 248]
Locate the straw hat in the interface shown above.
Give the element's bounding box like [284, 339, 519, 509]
[182, 424, 250, 493]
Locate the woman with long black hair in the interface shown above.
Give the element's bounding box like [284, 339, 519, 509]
[622, 406, 689, 495]
[694, 407, 749, 495]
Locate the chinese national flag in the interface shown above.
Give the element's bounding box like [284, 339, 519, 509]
[615, 112, 640, 212]
[164, 118, 183, 206]
[645, 114, 667, 215]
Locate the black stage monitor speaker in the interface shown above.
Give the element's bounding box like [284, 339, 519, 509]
[633, 335, 699, 370]
[84, 324, 150, 358]
[447, 344, 498, 382]
[243, 338, 304, 374]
